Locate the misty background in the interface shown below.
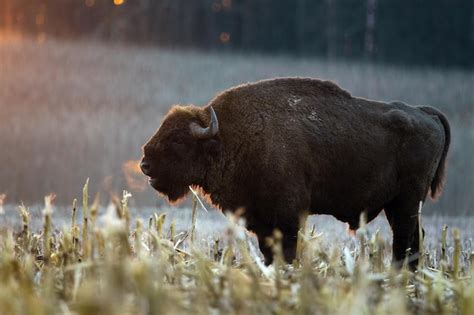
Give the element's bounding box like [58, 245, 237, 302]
[0, 0, 473, 215]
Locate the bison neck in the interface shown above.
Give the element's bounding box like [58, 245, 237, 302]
[194, 184, 247, 212]
[195, 161, 250, 212]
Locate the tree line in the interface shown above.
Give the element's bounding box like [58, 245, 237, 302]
[1, 0, 473, 67]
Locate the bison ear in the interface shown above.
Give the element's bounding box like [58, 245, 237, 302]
[201, 138, 221, 155]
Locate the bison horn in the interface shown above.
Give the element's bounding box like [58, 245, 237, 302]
[190, 106, 219, 139]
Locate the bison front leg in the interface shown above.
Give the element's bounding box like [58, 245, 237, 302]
[385, 200, 424, 269]
[246, 218, 274, 264]
[246, 213, 299, 265]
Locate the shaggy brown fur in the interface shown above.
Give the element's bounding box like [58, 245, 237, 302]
[141, 77, 450, 267]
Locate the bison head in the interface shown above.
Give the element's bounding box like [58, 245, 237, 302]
[140, 105, 220, 203]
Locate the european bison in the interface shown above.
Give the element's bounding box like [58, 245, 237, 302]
[141, 77, 450, 267]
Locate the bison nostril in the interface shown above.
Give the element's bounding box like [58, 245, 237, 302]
[140, 161, 151, 174]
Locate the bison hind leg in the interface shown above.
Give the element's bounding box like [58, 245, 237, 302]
[384, 198, 424, 269]
[346, 208, 384, 234]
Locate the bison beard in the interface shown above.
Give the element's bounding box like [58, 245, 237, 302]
[141, 77, 450, 269]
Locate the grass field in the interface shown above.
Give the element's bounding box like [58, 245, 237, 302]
[0, 35, 473, 214]
[0, 184, 473, 314]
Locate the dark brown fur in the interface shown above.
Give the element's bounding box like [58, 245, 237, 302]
[141, 77, 450, 267]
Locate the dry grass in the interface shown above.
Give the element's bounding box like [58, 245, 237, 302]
[0, 36, 472, 214]
[0, 182, 473, 315]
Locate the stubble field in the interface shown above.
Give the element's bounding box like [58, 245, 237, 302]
[0, 184, 472, 314]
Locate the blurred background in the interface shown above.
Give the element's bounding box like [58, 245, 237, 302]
[0, 0, 473, 215]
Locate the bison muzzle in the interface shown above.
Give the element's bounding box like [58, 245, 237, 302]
[141, 77, 450, 268]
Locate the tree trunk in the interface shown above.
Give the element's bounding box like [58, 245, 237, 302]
[364, 0, 377, 58]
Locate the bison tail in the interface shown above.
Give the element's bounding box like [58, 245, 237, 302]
[420, 106, 451, 199]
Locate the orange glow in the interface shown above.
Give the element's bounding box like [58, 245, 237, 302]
[114, 0, 124, 5]
[219, 32, 230, 44]
[0, 31, 23, 43]
[222, 0, 232, 8]
[122, 160, 147, 192]
[35, 14, 45, 26]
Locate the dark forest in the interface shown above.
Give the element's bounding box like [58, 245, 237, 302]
[1, 0, 473, 67]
